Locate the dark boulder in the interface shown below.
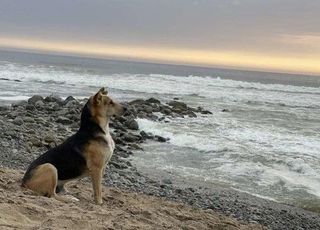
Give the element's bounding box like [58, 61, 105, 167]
[128, 99, 145, 105]
[201, 110, 213, 114]
[123, 133, 140, 142]
[28, 95, 43, 105]
[146, 98, 161, 104]
[125, 119, 139, 130]
[63, 96, 76, 105]
[25, 104, 35, 111]
[44, 95, 63, 105]
[155, 135, 167, 142]
[168, 100, 187, 109]
[140, 131, 154, 140]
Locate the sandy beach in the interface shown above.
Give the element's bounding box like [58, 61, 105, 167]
[0, 167, 263, 230]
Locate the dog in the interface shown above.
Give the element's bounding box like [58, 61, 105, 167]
[22, 88, 125, 204]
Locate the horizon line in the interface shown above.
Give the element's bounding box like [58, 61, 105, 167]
[1, 47, 319, 78]
[0, 37, 319, 76]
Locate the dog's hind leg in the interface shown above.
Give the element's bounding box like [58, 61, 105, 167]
[23, 163, 78, 202]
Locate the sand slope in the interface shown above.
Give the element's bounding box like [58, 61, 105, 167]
[0, 168, 264, 230]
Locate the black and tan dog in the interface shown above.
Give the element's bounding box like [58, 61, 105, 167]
[22, 88, 125, 204]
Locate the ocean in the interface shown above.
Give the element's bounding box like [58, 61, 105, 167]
[1, 50, 320, 210]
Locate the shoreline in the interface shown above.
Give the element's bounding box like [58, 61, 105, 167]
[0, 95, 320, 229]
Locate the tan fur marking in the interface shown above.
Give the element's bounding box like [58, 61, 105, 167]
[84, 141, 112, 204]
[23, 163, 79, 203]
[90, 168, 103, 204]
[23, 163, 57, 197]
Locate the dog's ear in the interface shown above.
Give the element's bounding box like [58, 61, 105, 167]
[93, 89, 103, 105]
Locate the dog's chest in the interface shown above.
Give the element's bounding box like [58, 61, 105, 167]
[105, 133, 115, 154]
[101, 133, 115, 164]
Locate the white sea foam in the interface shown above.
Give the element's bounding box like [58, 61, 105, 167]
[1, 62, 320, 109]
[137, 118, 229, 152]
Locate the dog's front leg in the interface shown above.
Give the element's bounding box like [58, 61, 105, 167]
[90, 167, 103, 204]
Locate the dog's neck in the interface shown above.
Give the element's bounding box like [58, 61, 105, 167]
[80, 102, 110, 136]
[96, 116, 111, 135]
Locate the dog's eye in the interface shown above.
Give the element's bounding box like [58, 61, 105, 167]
[109, 101, 114, 105]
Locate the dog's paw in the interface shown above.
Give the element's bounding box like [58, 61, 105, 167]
[95, 199, 103, 205]
[65, 195, 79, 202]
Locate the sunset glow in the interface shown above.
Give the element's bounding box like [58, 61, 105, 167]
[0, 37, 319, 75]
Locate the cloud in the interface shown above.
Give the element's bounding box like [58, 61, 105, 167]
[279, 34, 320, 49]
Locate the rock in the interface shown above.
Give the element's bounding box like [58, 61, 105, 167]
[68, 115, 79, 122]
[114, 137, 125, 145]
[187, 111, 197, 118]
[12, 117, 23, 125]
[49, 102, 60, 111]
[44, 134, 56, 143]
[110, 162, 128, 169]
[114, 116, 127, 124]
[44, 95, 63, 105]
[147, 114, 158, 121]
[23, 117, 35, 123]
[125, 119, 139, 130]
[25, 104, 35, 111]
[56, 117, 72, 124]
[128, 99, 145, 105]
[29, 137, 43, 147]
[221, 109, 230, 112]
[168, 100, 187, 109]
[0, 106, 9, 111]
[162, 179, 172, 184]
[140, 131, 154, 139]
[137, 111, 147, 119]
[63, 96, 76, 105]
[146, 98, 161, 104]
[197, 106, 204, 112]
[34, 117, 46, 123]
[155, 135, 167, 142]
[144, 106, 153, 114]
[201, 110, 213, 114]
[35, 100, 45, 109]
[129, 143, 143, 150]
[162, 108, 172, 115]
[28, 95, 43, 104]
[11, 101, 27, 108]
[65, 100, 79, 108]
[123, 133, 140, 142]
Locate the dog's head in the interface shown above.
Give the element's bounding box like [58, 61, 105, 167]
[90, 87, 125, 118]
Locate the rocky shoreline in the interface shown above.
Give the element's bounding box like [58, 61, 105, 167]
[0, 95, 320, 229]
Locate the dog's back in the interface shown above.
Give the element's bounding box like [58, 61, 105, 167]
[22, 132, 89, 185]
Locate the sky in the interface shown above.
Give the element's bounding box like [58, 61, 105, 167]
[0, 0, 319, 75]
